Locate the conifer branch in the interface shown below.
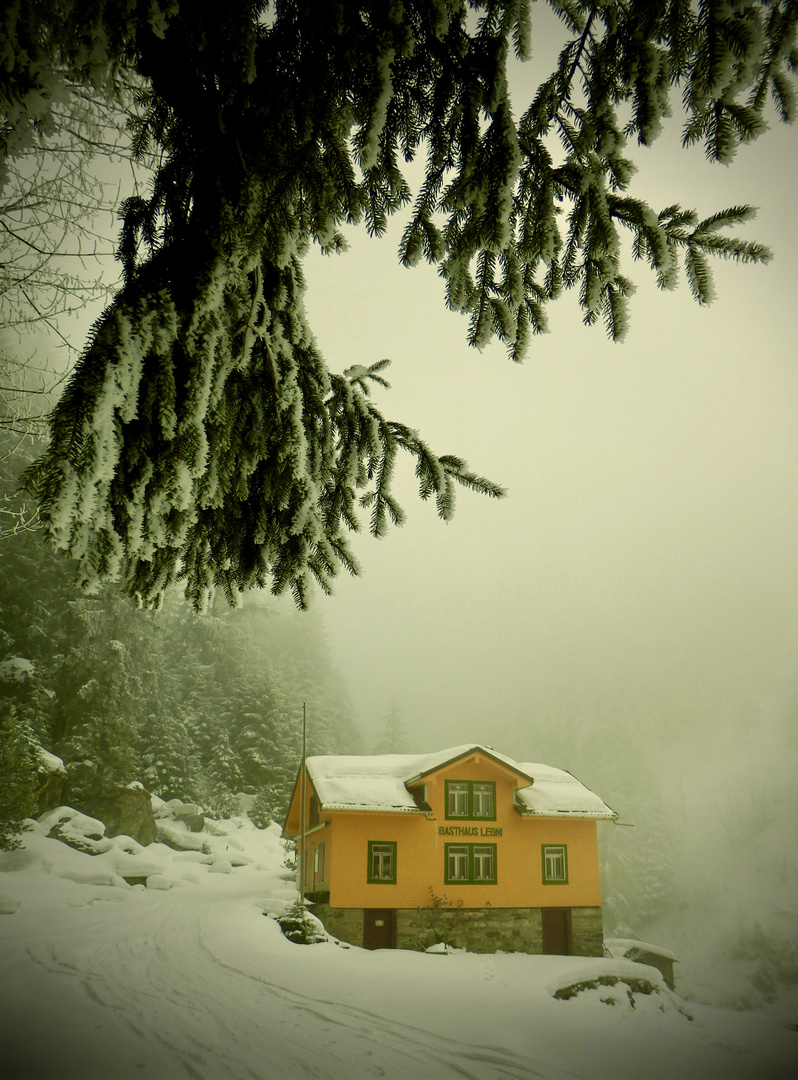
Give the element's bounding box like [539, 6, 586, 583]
[10, 0, 795, 606]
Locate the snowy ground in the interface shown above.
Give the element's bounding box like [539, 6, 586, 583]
[1, 806, 796, 1080]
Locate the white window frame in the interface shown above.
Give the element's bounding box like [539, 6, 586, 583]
[472, 844, 495, 882]
[542, 844, 568, 884]
[447, 845, 470, 881]
[444, 843, 497, 884]
[471, 783, 495, 818]
[368, 841, 396, 883]
[447, 782, 470, 817]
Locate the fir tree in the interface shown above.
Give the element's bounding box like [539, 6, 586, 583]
[1, 433, 361, 817]
[10, 3, 796, 608]
[207, 728, 245, 795]
[374, 704, 411, 755]
[0, 708, 38, 851]
[138, 710, 204, 802]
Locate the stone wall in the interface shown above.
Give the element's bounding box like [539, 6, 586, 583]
[396, 906, 543, 953]
[569, 906, 604, 956]
[312, 904, 604, 956]
[313, 903, 364, 948]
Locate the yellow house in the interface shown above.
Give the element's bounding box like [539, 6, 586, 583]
[283, 744, 617, 954]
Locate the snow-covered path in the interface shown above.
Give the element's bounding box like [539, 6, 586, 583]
[2, 815, 796, 1080]
[5, 877, 573, 1080]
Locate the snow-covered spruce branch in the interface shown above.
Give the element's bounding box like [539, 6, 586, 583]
[328, 363, 505, 540]
[24, 272, 504, 610]
[9, 1, 797, 604]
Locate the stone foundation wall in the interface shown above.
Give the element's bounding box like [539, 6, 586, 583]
[312, 904, 364, 947]
[312, 904, 604, 956]
[569, 906, 605, 956]
[396, 906, 543, 953]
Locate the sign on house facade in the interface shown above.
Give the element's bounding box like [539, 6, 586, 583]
[282, 744, 617, 955]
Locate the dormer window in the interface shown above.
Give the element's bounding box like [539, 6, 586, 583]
[472, 783, 494, 818]
[445, 780, 496, 820]
[447, 782, 469, 817]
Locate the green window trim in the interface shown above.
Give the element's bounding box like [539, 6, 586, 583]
[542, 843, 568, 884]
[367, 840, 397, 884]
[444, 780, 497, 820]
[444, 842, 497, 885]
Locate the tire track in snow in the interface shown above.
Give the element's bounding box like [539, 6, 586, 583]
[195, 895, 584, 1080]
[23, 884, 583, 1080]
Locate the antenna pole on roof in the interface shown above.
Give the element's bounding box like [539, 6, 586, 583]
[299, 701, 307, 904]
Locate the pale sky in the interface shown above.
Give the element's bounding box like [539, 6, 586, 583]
[17, 18, 798, 765]
[302, 64, 798, 754]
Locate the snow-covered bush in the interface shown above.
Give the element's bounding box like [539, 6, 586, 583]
[275, 901, 327, 945]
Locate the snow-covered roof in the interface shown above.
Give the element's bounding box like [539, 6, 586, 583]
[514, 762, 616, 819]
[305, 751, 435, 813]
[304, 744, 615, 818]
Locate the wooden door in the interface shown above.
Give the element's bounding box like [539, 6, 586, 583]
[541, 908, 571, 955]
[363, 909, 396, 950]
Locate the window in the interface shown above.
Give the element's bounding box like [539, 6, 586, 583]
[542, 844, 568, 884]
[445, 780, 496, 819]
[472, 783, 495, 818]
[446, 782, 469, 817]
[472, 845, 496, 882]
[447, 845, 470, 881]
[444, 843, 497, 884]
[317, 842, 325, 883]
[367, 841, 397, 884]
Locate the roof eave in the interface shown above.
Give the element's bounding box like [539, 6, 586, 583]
[516, 809, 618, 819]
[320, 804, 426, 814]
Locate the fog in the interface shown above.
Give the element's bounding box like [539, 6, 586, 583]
[7, 15, 797, 1005]
[304, 117, 798, 759]
[298, 41, 798, 996]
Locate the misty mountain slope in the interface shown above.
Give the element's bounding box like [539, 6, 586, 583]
[632, 713, 798, 1013]
[1, 808, 796, 1080]
[494, 697, 798, 1015]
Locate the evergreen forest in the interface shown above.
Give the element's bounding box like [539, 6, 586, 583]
[0, 430, 361, 846]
